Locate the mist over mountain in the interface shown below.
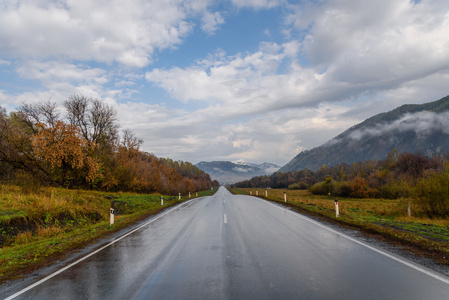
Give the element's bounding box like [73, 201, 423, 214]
[196, 161, 280, 185]
[279, 95, 449, 172]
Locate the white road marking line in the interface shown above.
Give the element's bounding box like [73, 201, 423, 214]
[223, 214, 227, 224]
[3, 200, 196, 300]
[263, 199, 449, 286]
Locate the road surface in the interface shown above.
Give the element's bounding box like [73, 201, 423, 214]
[3, 187, 449, 299]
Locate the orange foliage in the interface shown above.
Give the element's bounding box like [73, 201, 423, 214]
[32, 121, 100, 184]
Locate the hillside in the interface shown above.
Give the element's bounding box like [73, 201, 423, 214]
[279, 95, 449, 172]
[196, 161, 279, 184]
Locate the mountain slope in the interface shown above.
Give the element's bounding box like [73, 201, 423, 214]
[279, 95, 449, 172]
[196, 161, 279, 184]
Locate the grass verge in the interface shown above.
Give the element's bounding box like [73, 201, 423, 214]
[229, 188, 449, 265]
[0, 185, 216, 284]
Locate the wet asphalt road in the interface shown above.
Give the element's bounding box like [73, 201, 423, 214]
[3, 187, 449, 299]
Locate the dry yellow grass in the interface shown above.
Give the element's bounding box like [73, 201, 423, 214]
[239, 188, 448, 226]
[14, 231, 33, 245]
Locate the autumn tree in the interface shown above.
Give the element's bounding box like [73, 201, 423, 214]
[32, 121, 100, 187]
[1, 97, 214, 194]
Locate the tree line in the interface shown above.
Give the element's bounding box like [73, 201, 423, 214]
[231, 150, 449, 217]
[0, 95, 216, 195]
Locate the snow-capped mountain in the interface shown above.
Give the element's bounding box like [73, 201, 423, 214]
[196, 161, 280, 185]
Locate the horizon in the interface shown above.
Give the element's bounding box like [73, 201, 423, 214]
[1, 1, 449, 166]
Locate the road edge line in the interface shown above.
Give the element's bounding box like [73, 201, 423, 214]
[3, 200, 196, 300]
[261, 197, 449, 286]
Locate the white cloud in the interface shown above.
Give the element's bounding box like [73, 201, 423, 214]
[145, 41, 300, 108]
[348, 111, 449, 141]
[287, 0, 449, 84]
[17, 60, 107, 84]
[201, 11, 225, 34]
[233, 167, 249, 173]
[0, 0, 218, 67]
[230, 0, 281, 9]
[141, 0, 449, 164]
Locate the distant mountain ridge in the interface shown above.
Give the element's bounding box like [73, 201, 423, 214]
[196, 161, 279, 184]
[279, 95, 449, 172]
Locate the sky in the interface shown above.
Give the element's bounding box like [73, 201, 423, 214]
[1, 0, 449, 166]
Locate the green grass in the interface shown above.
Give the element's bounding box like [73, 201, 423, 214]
[0, 184, 216, 284]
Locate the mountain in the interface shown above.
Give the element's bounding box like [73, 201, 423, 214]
[196, 161, 280, 184]
[279, 95, 449, 172]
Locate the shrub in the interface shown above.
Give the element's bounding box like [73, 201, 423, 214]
[288, 181, 309, 190]
[414, 168, 449, 218]
[334, 181, 352, 197]
[309, 176, 334, 195]
[348, 177, 376, 198]
[377, 179, 412, 199]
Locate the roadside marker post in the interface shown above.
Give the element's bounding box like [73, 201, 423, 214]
[256, 190, 258, 196]
[335, 199, 340, 218]
[110, 208, 115, 226]
[407, 202, 411, 217]
[161, 196, 164, 206]
[179, 193, 181, 200]
[110, 201, 115, 226]
[189, 192, 191, 198]
[265, 189, 268, 197]
[284, 192, 287, 202]
[250, 191, 252, 195]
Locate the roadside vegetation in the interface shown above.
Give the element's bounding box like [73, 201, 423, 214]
[0, 96, 217, 194]
[0, 184, 216, 284]
[229, 187, 449, 264]
[232, 150, 449, 219]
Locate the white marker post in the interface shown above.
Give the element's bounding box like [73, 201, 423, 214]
[256, 190, 258, 196]
[161, 196, 164, 206]
[335, 199, 340, 218]
[284, 192, 287, 202]
[179, 193, 181, 200]
[189, 192, 191, 198]
[407, 202, 411, 217]
[110, 207, 115, 225]
[250, 191, 252, 195]
[265, 189, 268, 197]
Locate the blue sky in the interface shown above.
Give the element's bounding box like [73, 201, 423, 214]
[1, 0, 449, 166]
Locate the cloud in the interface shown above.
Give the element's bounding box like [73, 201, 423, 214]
[230, 0, 281, 10]
[17, 60, 108, 85]
[287, 0, 449, 84]
[145, 0, 449, 121]
[145, 41, 305, 110]
[233, 167, 249, 173]
[140, 0, 449, 164]
[348, 111, 449, 141]
[0, 0, 219, 67]
[118, 97, 355, 165]
[201, 11, 225, 34]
